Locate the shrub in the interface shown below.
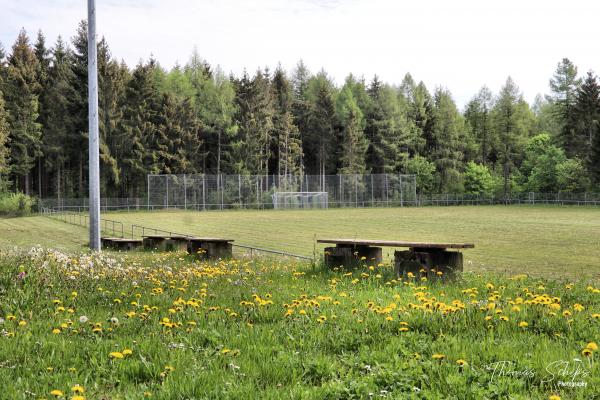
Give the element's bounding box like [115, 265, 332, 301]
[0, 192, 35, 217]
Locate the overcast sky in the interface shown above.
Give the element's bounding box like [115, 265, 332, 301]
[2, 0, 600, 107]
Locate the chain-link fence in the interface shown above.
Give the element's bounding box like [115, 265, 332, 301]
[39, 188, 600, 212]
[146, 174, 417, 210]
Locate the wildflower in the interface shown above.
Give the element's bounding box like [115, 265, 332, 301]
[574, 303, 584, 312]
[399, 327, 409, 332]
[109, 317, 119, 324]
[456, 359, 467, 366]
[548, 395, 561, 400]
[317, 315, 327, 323]
[499, 316, 509, 322]
[221, 348, 231, 354]
[52, 328, 61, 334]
[50, 390, 64, 397]
[164, 365, 175, 372]
[109, 351, 124, 359]
[582, 348, 593, 357]
[432, 353, 445, 360]
[79, 316, 88, 324]
[71, 385, 85, 393]
[519, 321, 529, 328]
[71, 396, 85, 400]
[122, 349, 133, 356]
[563, 310, 572, 317]
[18, 320, 27, 327]
[586, 342, 598, 351]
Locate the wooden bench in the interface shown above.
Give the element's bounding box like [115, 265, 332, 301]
[317, 239, 474, 278]
[187, 238, 234, 260]
[101, 237, 143, 251]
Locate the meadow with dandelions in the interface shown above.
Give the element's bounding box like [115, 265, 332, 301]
[0, 248, 599, 399]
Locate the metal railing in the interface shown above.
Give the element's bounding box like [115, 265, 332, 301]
[40, 207, 313, 261]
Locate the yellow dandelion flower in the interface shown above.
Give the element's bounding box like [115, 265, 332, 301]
[50, 390, 64, 397]
[109, 351, 124, 359]
[586, 342, 598, 351]
[432, 353, 445, 360]
[582, 348, 593, 357]
[548, 395, 560, 400]
[52, 328, 61, 334]
[519, 321, 529, 328]
[122, 349, 133, 356]
[71, 396, 85, 400]
[456, 359, 467, 366]
[71, 385, 85, 393]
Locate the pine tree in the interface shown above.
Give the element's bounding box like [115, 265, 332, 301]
[4, 29, 42, 195]
[0, 91, 10, 190]
[291, 60, 312, 173]
[591, 121, 600, 185]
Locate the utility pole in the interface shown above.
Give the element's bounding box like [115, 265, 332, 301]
[88, 0, 101, 251]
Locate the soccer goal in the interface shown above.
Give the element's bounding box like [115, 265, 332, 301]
[272, 192, 329, 209]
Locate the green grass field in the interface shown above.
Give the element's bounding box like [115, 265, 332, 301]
[1, 205, 599, 278]
[104, 205, 599, 278]
[1, 206, 600, 399]
[1, 249, 599, 399]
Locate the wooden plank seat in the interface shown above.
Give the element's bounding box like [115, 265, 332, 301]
[187, 238, 234, 260]
[101, 237, 143, 251]
[317, 238, 475, 279]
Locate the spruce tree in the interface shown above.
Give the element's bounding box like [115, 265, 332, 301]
[44, 36, 76, 199]
[571, 71, 600, 163]
[335, 84, 367, 174]
[271, 66, 302, 181]
[492, 77, 532, 197]
[464, 86, 494, 165]
[548, 58, 581, 157]
[430, 87, 465, 192]
[33, 30, 50, 196]
[304, 72, 337, 179]
[365, 75, 397, 174]
[0, 91, 10, 190]
[5, 29, 42, 195]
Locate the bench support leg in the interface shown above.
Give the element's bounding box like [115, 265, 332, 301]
[394, 249, 463, 280]
[188, 242, 233, 260]
[324, 245, 382, 268]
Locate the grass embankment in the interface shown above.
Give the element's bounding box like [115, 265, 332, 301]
[0, 250, 599, 399]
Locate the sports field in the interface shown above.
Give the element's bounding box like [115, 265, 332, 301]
[1, 205, 598, 278]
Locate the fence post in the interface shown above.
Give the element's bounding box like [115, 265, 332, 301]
[183, 174, 187, 210]
[202, 174, 206, 211]
[399, 174, 404, 207]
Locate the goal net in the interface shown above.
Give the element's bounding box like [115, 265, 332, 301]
[272, 192, 329, 209]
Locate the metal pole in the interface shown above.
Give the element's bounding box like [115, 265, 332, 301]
[87, 0, 101, 251]
[147, 175, 150, 210]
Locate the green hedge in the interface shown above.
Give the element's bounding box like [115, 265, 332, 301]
[0, 192, 36, 217]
